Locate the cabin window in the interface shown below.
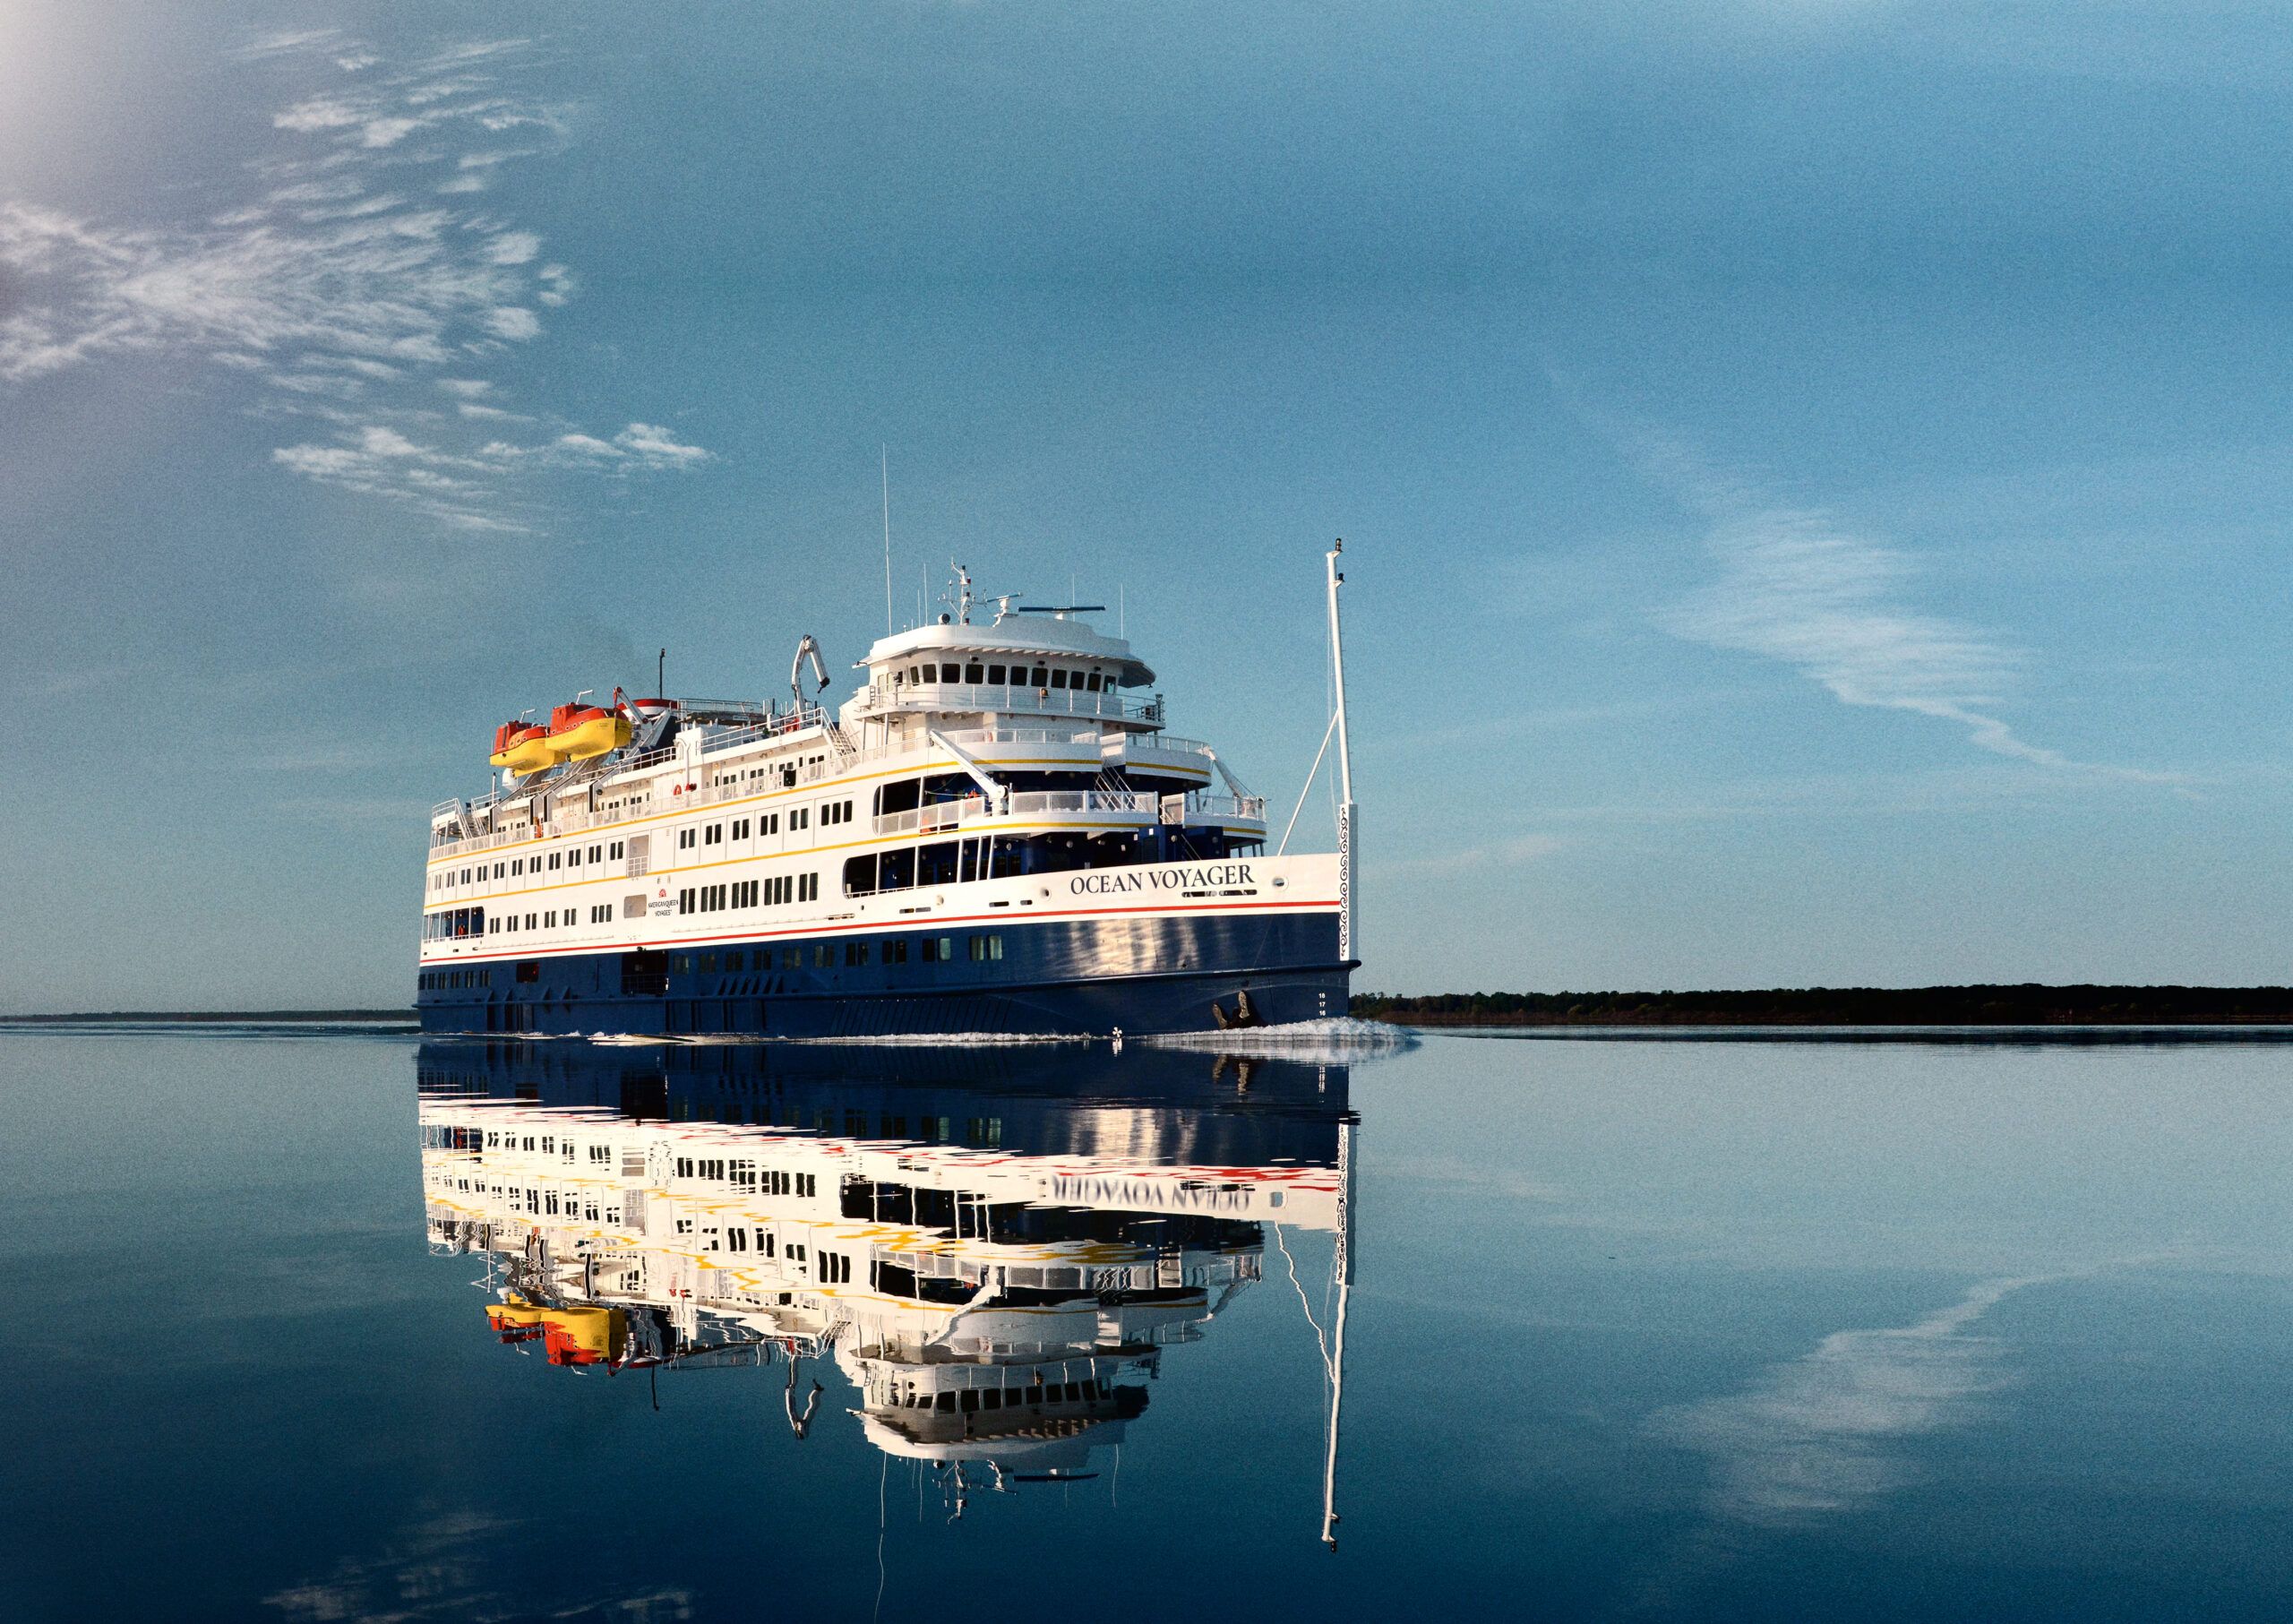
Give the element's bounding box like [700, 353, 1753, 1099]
[524, 913, 536, 930]
[987, 664, 1007, 684]
[883, 938, 908, 965]
[548, 853, 561, 870]
[844, 941, 869, 966]
[921, 936, 954, 963]
[791, 808, 808, 831]
[705, 823, 721, 846]
[812, 943, 832, 968]
[782, 946, 801, 969]
[678, 889, 694, 915]
[610, 840, 623, 859]
[968, 933, 1003, 962]
[567, 849, 580, 868]
[678, 829, 695, 850]
[799, 873, 819, 902]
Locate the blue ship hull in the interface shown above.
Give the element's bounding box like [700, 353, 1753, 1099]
[417, 909, 1347, 1038]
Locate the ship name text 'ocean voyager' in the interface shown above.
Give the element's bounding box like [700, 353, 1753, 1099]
[417, 548, 1361, 1037]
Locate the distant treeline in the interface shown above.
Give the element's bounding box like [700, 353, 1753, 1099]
[1349, 985, 2293, 1027]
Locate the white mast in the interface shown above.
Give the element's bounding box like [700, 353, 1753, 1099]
[1326, 540, 1356, 964]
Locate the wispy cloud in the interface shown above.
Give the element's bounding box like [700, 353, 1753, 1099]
[1379, 832, 1568, 875]
[1613, 427, 2178, 783]
[0, 32, 711, 531]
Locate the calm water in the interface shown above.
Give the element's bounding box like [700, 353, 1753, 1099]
[4, 1027, 2291, 1622]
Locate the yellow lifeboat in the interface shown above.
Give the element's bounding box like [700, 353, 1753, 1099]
[546, 699, 633, 763]
[488, 721, 554, 776]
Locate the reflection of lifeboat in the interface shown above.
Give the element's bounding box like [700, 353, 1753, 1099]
[488, 722, 553, 776]
[547, 701, 633, 763]
[539, 1305, 627, 1366]
[485, 1293, 547, 1342]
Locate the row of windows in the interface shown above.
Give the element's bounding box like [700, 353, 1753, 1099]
[676, 801, 838, 852]
[899, 1379, 1110, 1415]
[899, 660, 1112, 692]
[679, 872, 813, 915]
[418, 968, 493, 990]
[673, 1157, 818, 1199]
[433, 840, 626, 892]
[663, 932, 999, 975]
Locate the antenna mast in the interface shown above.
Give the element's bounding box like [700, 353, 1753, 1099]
[1326, 540, 1356, 965]
[880, 445, 894, 635]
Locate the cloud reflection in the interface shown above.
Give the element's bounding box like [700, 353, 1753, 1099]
[1652, 1274, 2047, 1526]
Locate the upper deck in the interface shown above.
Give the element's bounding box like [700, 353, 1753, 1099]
[427, 602, 1260, 866]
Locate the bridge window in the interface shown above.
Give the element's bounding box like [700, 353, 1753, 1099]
[987, 664, 1007, 683]
[1050, 668, 1068, 689]
[965, 661, 984, 683]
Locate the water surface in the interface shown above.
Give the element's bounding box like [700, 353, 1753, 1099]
[3, 1027, 2289, 1621]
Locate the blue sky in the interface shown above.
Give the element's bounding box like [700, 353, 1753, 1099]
[4, 0, 2289, 1009]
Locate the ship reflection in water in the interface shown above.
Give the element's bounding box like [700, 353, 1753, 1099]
[417, 1038, 1356, 1535]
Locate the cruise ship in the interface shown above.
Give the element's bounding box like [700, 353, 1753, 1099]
[418, 549, 1359, 1037]
[417, 1040, 1355, 1529]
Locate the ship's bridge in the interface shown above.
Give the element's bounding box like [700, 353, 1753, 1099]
[840, 606, 1163, 735]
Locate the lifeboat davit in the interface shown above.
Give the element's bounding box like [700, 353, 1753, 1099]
[547, 700, 633, 763]
[488, 721, 554, 776]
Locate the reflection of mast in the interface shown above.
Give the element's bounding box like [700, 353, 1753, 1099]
[1321, 1116, 1353, 1550]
